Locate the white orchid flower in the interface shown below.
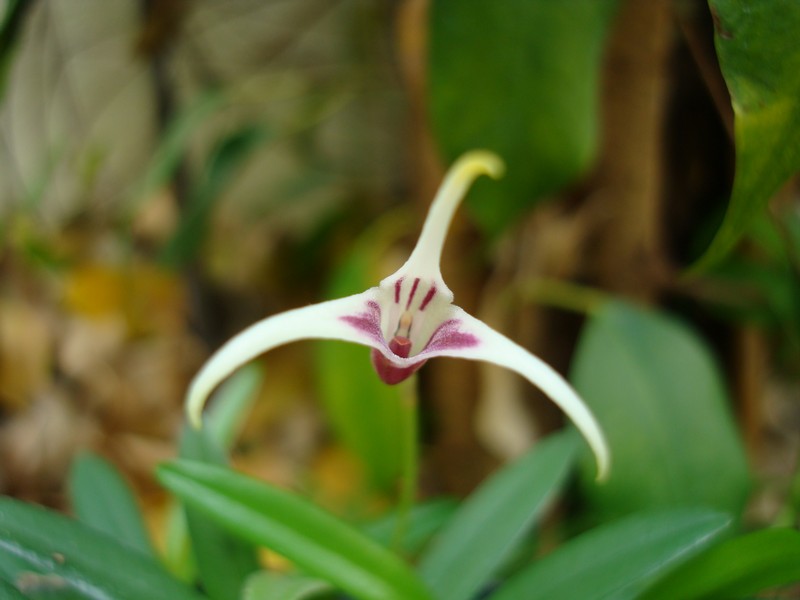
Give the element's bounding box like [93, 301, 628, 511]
[186, 151, 610, 480]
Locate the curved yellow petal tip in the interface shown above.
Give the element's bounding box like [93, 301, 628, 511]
[186, 384, 206, 430]
[452, 150, 506, 182]
[596, 455, 611, 484]
[189, 411, 203, 430]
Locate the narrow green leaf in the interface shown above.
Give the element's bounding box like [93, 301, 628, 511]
[429, 0, 618, 233]
[360, 497, 458, 555]
[183, 509, 258, 600]
[703, 211, 800, 362]
[163, 506, 195, 583]
[315, 211, 411, 490]
[127, 90, 224, 210]
[163, 371, 263, 586]
[0, 497, 205, 600]
[68, 452, 154, 556]
[0, 0, 29, 99]
[205, 363, 263, 451]
[177, 427, 260, 600]
[572, 301, 751, 520]
[157, 460, 433, 600]
[179, 423, 228, 466]
[643, 527, 800, 600]
[695, 0, 800, 269]
[417, 431, 578, 600]
[242, 572, 332, 600]
[491, 508, 732, 600]
[315, 348, 403, 493]
[159, 125, 268, 268]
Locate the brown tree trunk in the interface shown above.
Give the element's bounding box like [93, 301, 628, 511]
[584, 0, 675, 299]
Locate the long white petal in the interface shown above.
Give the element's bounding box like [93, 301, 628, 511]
[415, 308, 611, 481]
[387, 150, 505, 285]
[186, 291, 382, 429]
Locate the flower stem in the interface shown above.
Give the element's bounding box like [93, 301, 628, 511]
[392, 377, 419, 552]
[511, 278, 609, 316]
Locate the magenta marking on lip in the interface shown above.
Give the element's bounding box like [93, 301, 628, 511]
[394, 279, 402, 304]
[422, 319, 479, 353]
[406, 277, 421, 309]
[340, 300, 385, 345]
[419, 285, 437, 311]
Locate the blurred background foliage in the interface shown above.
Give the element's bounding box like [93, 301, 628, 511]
[0, 0, 799, 560]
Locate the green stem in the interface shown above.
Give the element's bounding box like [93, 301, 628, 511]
[392, 377, 419, 552]
[509, 278, 609, 316]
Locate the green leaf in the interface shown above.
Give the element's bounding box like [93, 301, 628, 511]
[315, 211, 412, 490]
[159, 125, 268, 268]
[643, 527, 800, 600]
[695, 0, 800, 269]
[127, 90, 225, 211]
[182, 509, 258, 600]
[242, 572, 332, 600]
[491, 508, 732, 600]
[163, 370, 264, 586]
[157, 460, 433, 600]
[316, 341, 404, 493]
[176, 427, 260, 600]
[68, 452, 154, 557]
[417, 431, 578, 600]
[429, 0, 618, 233]
[0, 577, 27, 599]
[360, 497, 458, 555]
[4, 571, 87, 600]
[163, 506, 195, 583]
[179, 421, 229, 466]
[0, 496, 205, 600]
[571, 301, 751, 520]
[205, 363, 263, 451]
[705, 211, 800, 366]
[0, 0, 30, 99]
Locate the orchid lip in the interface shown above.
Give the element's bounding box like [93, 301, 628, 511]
[371, 336, 426, 384]
[389, 336, 412, 358]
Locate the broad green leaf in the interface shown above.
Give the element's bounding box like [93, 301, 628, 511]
[0, 578, 27, 599]
[176, 427, 260, 600]
[68, 452, 154, 557]
[0, 541, 33, 591]
[429, 0, 618, 233]
[157, 460, 433, 600]
[315, 211, 411, 490]
[491, 508, 732, 600]
[571, 301, 751, 520]
[417, 431, 578, 600]
[0, 497, 205, 600]
[360, 497, 458, 555]
[643, 527, 800, 600]
[695, 0, 800, 269]
[243, 572, 331, 600]
[3, 571, 86, 600]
